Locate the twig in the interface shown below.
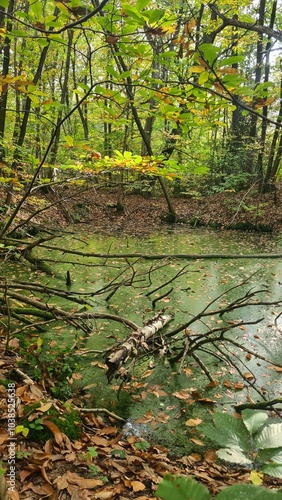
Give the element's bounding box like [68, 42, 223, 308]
[77, 407, 126, 422]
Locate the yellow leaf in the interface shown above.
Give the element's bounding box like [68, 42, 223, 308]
[250, 470, 263, 485]
[37, 337, 43, 349]
[189, 65, 205, 73]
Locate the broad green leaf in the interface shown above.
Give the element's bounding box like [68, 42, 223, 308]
[198, 71, 209, 85]
[106, 65, 119, 79]
[9, 29, 27, 37]
[122, 5, 144, 23]
[241, 409, 268, 434]
[136, 0, 151, 11]
[0, 0, 8, 8]
[261, 464, 282, 479]
[200, 412, 250, 451]
[37, 38, 50, 48]
[258, 448, 282, 464]
[217, 447, 252, 465]
[144, 8, 165, 24]
[198, 43, 220, 65]
[255, 424, 282, 449]
[218, 55, 245, 67]
[28, 94, 40, 105]
[156, 475, 210, 500]
[30, 0, 43, 20]
[217, 484, 282, 499]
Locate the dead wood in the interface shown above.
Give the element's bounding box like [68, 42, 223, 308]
[105, 310, 174, 381]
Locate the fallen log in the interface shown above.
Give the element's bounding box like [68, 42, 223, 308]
[105, 310, 174, 381]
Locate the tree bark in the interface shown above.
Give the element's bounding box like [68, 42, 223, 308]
[105, 310, 174, 381]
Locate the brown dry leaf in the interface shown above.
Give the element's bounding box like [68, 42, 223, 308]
[183, 367, 193, 376]
[267, 365, 282, 373]
[42, 419, 63, 445]
[6, 491, 19, 500]
[196, 398, 216, 405]
[15, 385, 28, 397]
[38, 402, 53, 413]
[19, 465, 40, 481]
[91, 435, 109, 447]
[26, 483, 54, 495]
[234, 383, 245, 390]
[131, 481, 146, 492]
[30, 384, 44, 398]
[190, 437, 205, 446]
[94, 493, 113, 500]
[65, 451, 77, 462]
[173, 389, 191, 400]
[205, 449, 217, 462]
[185, 418, 202, 427]
[98, 426, 117, 435]
[206, 380, 218, 388]
[141, 370, 153, 379]
[0, 428, 8, 444]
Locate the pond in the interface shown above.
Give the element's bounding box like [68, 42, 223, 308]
[4, 227, 282, 454]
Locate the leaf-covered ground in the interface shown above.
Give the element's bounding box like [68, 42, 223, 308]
[24, 183, 282, 235]
[1, 336, 282, 499]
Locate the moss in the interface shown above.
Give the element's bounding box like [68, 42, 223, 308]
[20, 405, 82, 442]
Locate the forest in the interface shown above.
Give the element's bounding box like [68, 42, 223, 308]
[0, 0, 282, 498]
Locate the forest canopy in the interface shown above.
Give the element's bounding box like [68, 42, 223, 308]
[0, 0, 281, 217]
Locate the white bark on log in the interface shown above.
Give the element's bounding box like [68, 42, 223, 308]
[105, 310, 174, 381]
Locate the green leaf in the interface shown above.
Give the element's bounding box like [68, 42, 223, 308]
[30, 0, 43, 20]
[261, 463, 282, 479]
[122, 5, 144, 23]
[0, 0, 8, 8]
[198, 43, 220, 66]
[106, 65, 119, 79]
[255, 424, 282, 449]
[144, 8, 165, 24]
[217, 484, 282, 499]
[218, 55, 245, 67]
[9, 29, 27, 37]
[156, 475, 210, 500]
[200, 413, 250, 451]
[258, 447, 282, 464]
[198, 71, 209, 85]
[136, 0, 151, 11]
[217, 447, 252, 465]
[241, 410, 268, 434]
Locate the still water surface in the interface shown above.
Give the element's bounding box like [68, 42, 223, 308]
[6, 227, 282, 453]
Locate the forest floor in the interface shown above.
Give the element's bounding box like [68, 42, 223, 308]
[27, 182, 282, 235]
[1, 184, 282, 499]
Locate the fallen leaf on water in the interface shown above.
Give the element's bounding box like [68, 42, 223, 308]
[234, 383, 245, 390]
[185, 418, 202, 427]
[267, 365, 282, 372]
[190, 437, 205, 446]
